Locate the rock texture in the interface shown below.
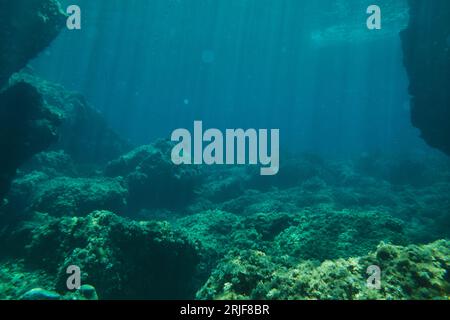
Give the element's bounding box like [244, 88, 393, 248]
[0, 81, 61, 199]
[105, 140, 201, 211]
[12, 72, 132, 165]
[0, 0, 65, 199]
[0, 0, 65, 88]
[401, 0, 450, 156]
[3, 210, 200, 299]
[197, 240, 450, 300]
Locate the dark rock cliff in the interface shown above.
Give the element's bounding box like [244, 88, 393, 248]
[0, 82, 61, 198]
[0, 0, 65, 199]
[0, 0, 65, 88]
[401, 0, 450, 155]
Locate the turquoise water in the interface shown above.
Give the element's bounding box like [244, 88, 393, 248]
[32, 0, 420, 155]
[0, 0, 449, 300]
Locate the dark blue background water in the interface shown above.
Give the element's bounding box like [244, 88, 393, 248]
[32, 0, 429, 157]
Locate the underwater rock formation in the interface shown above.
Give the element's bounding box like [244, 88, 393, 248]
[1, 211, 200, 299]
[175, 207, 409, 284]
[20, 285, 98, 300]
[0, 0, 65, 88]
[0, 0, 65, 200]
[401, 0, 450, 156]
[1, 152, 449, 300]
[0, 81, 61, 200]
[105, 140, 202, 211]
[30, 176, 129, 217]
[197, 240, 450, 300]
[22, 150, 77, 177]
[12, 72, 132, 165]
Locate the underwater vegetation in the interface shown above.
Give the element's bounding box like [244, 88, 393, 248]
[0, 0, 449, 300]
[197, 240, 449, 300]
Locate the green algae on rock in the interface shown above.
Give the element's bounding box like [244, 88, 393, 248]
[30, 177, 129, 217]
[0, 81, 62, 200]
[105, 140, 202, 211]
[197, 240, 450, 300]
[1, 211, 200, 299]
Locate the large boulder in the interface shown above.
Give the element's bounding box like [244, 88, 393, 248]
[401, 0, 450, 156]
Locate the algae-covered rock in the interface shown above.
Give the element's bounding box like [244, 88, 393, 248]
[21, 288, 61, 300]
[23, 211, 200, 299]
[271, 209, 407, 262]
[105, 140, 202, 211]
[197, 240, 450, 300]
[77, 284, 99, 300]
[23, 150, 77, 177]
[0, 81, 62, 200]
[10, 72, 132, 165]
[175, 207, 409, 288]
[0, 0, 65, 199]
[30, 176, 129, 217]
[0, 260, 55, 300]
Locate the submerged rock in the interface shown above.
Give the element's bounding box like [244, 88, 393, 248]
[0, 81, 62, 200]
[0, 0, 65, 87]
[0, 0, 65, 200]
[30, 176, 129, 217]
[197, 240, 450, 300]
[401, 0, 450, 156]
[11, 72, 132, 165]
[14, 211, 200, 299]
[21, 288, 61, 300]
[77, 284, 99, 300]
[105, 140, 202, 211]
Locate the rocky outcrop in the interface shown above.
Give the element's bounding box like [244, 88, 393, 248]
[11, 72, 132, 165]
[1, 211, 200, 299]
[0, 0, 65, 88]
[0, 81, 61, 199]
[197, 240, 450, 300]
[401, 0, 450, 156]
[30, 176, 129, 217]
[0, 0, 65, 199]
[105, 140, 202, 211]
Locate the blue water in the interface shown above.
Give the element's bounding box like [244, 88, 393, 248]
[32, 0, 425, 156]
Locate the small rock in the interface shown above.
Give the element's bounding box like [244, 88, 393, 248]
[21, 288, 61, 300]
[79, 284, 99, 300]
